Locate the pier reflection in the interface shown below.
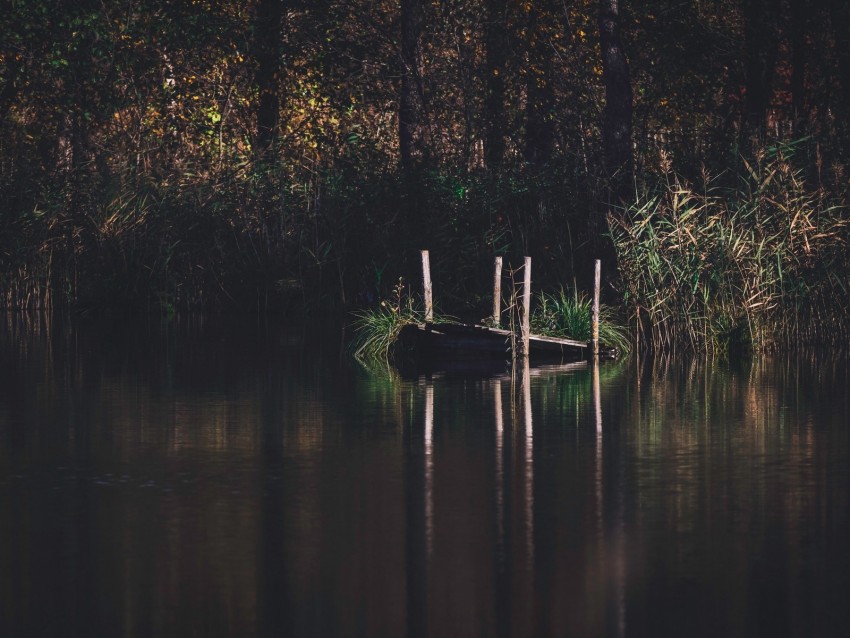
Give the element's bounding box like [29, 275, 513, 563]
[413, 360, 595, 636]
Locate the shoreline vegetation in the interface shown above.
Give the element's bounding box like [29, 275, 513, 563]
[2, 2, 849, 355]
[4, 140, 848, 358]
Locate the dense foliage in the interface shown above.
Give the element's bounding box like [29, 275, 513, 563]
[1, 0, 848, 349]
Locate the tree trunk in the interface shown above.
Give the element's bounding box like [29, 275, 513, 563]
[400, 0, 425, 171]
[596, 0, 632, 286]
[832, 0, 850, 89]
[599, 0, 633, 195]
[830, 0, 850, 144]
[484, 0, 507, 171]
[742, 0, 780, 135]
[0, 58, 21, 125]
[789, 0, 807, 129]
[255, 0, 285, 159]
[524, 4, 555, 167]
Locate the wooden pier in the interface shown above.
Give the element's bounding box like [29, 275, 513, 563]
[402, 251, 600, 363]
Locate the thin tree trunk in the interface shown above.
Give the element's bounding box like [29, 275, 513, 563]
[0, 58, 21, 125]
[484, 0, 507, 171]
[255, 0, 285, 159]
[400, 0, 425, 171]
[597, 0, 632, 285]
[832, 0, 850, 89]
[599, 0, 633, 194]
[524, 4, 555, 167]
[742, 0, 780, 135]
[789, 0, 807, 129]
[830, 0, 850, 142]
[455, 28, 476, 169]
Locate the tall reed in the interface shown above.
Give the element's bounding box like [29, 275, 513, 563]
[611, 148, 850, 352]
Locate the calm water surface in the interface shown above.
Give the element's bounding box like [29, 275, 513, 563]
[1, 314, 848, 637]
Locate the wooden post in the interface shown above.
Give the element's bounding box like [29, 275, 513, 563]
[421, 249, 433, 323]
[520, 256, 532, 358]
[492, 256, 503, 326]
[592, 259, 601, 356]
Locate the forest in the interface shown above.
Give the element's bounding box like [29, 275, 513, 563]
[1, 0, 849, 351]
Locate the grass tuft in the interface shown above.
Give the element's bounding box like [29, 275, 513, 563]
[350, 277, 441, 363]
[350, 302, 422, 363]
[531, 287, 632, 355]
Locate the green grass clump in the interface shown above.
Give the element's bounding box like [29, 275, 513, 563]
[531, 287, 631, 355]
[351, 277, 439, 364]
[351, 301, 422, 363]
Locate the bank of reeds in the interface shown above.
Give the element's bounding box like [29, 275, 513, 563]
[611, 149, 850, 352]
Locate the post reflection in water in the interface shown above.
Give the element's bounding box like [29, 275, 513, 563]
[424, 381, 435, 559]
[594, 357, 604, 537]
[493, 377, 505, 565]
[521, 361, 535, 566]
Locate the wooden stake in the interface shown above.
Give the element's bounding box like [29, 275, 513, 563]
[520, 256, 531, 358]
[421, 250, 433, 323]
[492, 256, 503, 326]
[592, 259, 601, 356]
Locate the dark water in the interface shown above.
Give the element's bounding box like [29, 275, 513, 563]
[1, 315, 849, 638]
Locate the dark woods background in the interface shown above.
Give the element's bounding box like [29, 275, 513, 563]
[1, 0, 849, 321]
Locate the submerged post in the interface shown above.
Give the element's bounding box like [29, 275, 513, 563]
[421, 249, 433, 323]
[492, 256, 503, 326]
[519, 256, 532, 358]
[592, 259, 601, 356]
